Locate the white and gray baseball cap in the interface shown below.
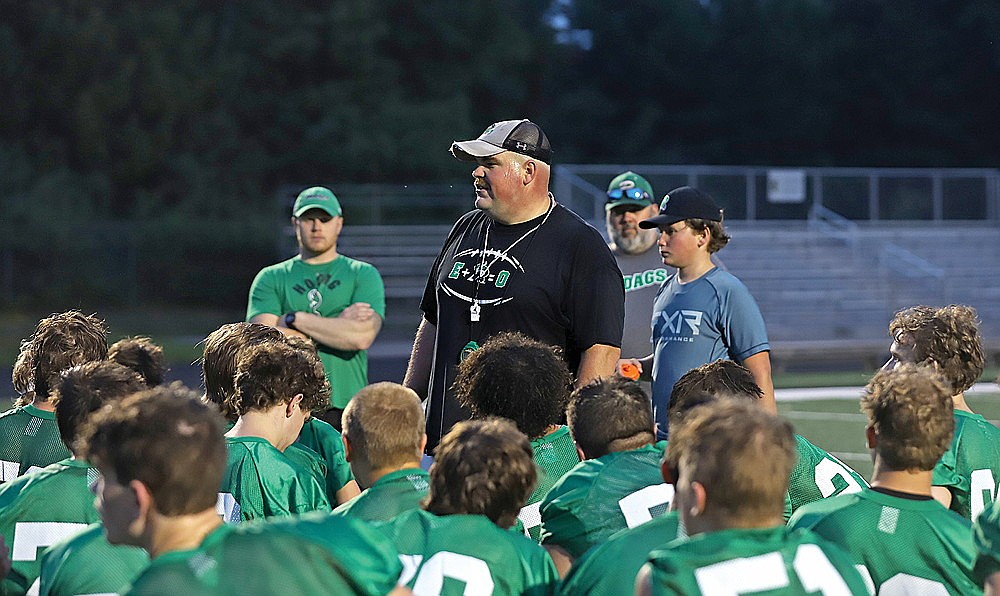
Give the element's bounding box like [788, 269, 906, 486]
[450, 119, 553, 164]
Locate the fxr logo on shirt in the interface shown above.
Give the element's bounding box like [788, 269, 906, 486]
[657, 310, 705, 336]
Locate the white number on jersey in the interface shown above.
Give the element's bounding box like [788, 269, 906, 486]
[971, 468, 997, 519]
[879, 573, 948, 595]
[517, 501, 542, 537]
[400, 551, 494, 595]
[216, 493, 242, 524]
[694, 543, 858, 595]
[618, 483, 674, 528]
[815, 457, 865, 498]
[0, 462, 43, 481]
[12, 521, 88, 596]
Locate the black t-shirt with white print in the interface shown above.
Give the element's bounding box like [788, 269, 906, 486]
[420, 201, 624, 449]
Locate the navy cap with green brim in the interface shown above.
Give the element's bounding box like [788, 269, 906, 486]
[293, 186, 342, 218]
[450, 119, 553, 164]
[638, 186, 723, 228]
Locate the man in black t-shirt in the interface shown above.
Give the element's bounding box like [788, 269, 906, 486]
[403, 119, 624, 450]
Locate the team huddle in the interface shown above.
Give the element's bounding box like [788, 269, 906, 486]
[0, 119, 999, 595]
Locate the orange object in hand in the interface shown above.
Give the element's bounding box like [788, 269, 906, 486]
[620, 362, 640, 381]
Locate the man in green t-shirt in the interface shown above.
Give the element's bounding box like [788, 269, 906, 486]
[221, 341, 331, 521]
[377, 418, 558, 595]
[669, 359, 867, 521]
[0, 361, 145, 596]
[247, 186, 385, 427]
[636, 401, 871, 595]
[453, 331, 580, 540]
[540, 377, 672, 574]
[1, 311, 108, 482]
[333, 382, 429, 522]
[201, 322, 359, 505]
[790, 364, 978, 593]
[884, 304, 1000, 520]
[81, 386, 405, 595]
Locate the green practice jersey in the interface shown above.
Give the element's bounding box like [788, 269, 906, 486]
[933, 409, 1000, 520]
[247, 254, 386, 409]
[0, 406, 71, 482]
[218, 436, 330, 522]
[516, 426, 580, 541]
[39, 523, 148, 596]
[296, 417, 355, 502]
[127, 514, 402, 595]
[377, 509, 558, 596]
[0, 458, 102, 596]
[540, 442, 672, 558]
[785, 434, 868, 521]
[333, 467, 429, 522]
[645, 526, 872, 595]
[559, 511, 682, 596]
[789, 488, 977, 594]
[283, 442, 327, 487]
[974, 499, 1000, 584]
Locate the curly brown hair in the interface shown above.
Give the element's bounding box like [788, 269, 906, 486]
[426, 418, 536, 529]
[452, 332, 572, 439]
[20, 311, 109, 402]
[668, 359, 762, 424]
[109, 336, 165, 387]
[862, 364, 954, 471]
[889, 304, 984, 393]
[201, 323, 284, 420]
[232, 341, 330, 415]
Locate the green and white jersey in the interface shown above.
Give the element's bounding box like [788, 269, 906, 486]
[933, 409, 1000, 520]
[333, 467, 429, 522]
[217, 436, 330, 523]
[0, 406, 71, 482]
[559, 511, 682, 596]
[296, 417, 355, 502]
[0, 458, 102, 596]
[645, 526, 872, 595]
[516, 426, 580, 541]
[247, 254, 386, 409]
[785, 434, 868, 521]
[127, 514, 401, 596]
[789, 488, 977, 594]
[539, 442, 673, 558]
[377, 509, 558, 596]
[38, 523, 148, 596]
[974, 499, 1000, 585]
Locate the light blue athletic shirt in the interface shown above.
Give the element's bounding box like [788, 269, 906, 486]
[650, 267, 769, 435]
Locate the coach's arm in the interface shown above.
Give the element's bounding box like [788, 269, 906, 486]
[575, 344, 621, 388]
[403, 319, 435, 401]
[251, 302, 382, 352]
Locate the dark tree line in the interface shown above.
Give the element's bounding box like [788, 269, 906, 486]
[1, 0, 997, 221]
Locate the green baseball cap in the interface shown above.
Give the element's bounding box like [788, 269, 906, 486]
[293, 187, 342, 218]
[606, 172, 655, 211]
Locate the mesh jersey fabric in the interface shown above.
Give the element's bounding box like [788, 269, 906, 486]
[126, 514, 401, 595]
[332, 467, 429, 522]
[785, 434, 868, 521]
[788, 488, 977, 593]
[932, 409, 1000, 520]
[645, 526, 871, 595]
[38, 523, 148, 596]
[516, 426, 580, 540]
[0, 406, 71, 482]
[539, 442, 673, 558]
[296, 417, 355, 502]
[0, 458, 102, 595]
[219, 436, 330, 522]
[376, 509, 558, 596]
[558, 511, 682, 596]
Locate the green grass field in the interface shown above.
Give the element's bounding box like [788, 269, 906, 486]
[779, 388, 1000, 480]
